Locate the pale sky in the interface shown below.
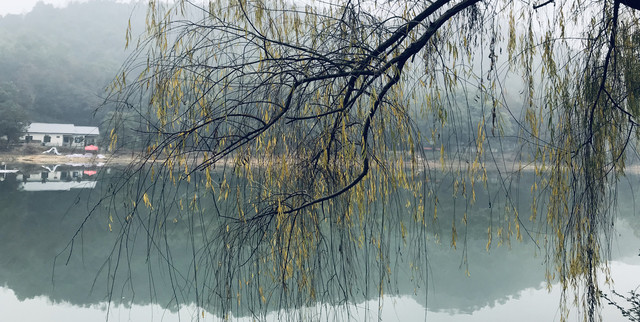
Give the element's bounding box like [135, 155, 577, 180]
[0, 0, 133, 16]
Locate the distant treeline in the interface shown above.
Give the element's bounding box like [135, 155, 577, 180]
[0, 1, 146, 127]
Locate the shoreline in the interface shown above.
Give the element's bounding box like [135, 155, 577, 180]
[3, 152, 640, 176]
[0, 153, 137, 166]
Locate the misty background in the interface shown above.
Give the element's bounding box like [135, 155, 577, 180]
[0, 1, 145, 129]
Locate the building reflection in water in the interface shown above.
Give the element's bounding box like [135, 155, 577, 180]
[7, 164, 101, 191]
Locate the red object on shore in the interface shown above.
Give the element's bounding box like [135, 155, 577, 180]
[84, 145, 98, 151]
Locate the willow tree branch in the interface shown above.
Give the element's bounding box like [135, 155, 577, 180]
[533, 0, 554, 10]
[618, 0, 640, 11]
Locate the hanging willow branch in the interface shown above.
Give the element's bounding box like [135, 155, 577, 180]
[93, 0, 640, 320]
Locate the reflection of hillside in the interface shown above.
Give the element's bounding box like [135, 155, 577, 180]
[616, 176, 640, 239]
[0, 170, 638, 318]
[391, 171, 547, 313]
[0, 169, 212, 309]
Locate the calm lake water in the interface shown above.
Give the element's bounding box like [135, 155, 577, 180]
[0, 164, 638, 321]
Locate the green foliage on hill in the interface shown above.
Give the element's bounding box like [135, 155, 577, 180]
[0, 1, 143, 127]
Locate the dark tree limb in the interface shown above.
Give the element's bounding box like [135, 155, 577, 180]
[619, 0, 640, 11]
[533, 0, 554, 10]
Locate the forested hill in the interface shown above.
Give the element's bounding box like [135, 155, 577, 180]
[0, 1, 144, 126]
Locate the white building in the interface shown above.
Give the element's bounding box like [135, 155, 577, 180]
[21, 122, 100, 147]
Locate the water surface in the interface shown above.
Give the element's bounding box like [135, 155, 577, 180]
[0, 164, 638, 321]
